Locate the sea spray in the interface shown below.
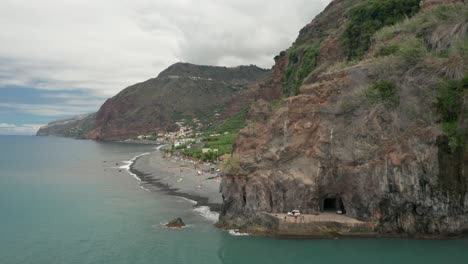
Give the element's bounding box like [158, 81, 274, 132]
[228, 230, 250, 236]
[193, 206, 219, 222]
[178, 196, 198, 205]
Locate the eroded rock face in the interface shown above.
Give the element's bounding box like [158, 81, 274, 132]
[219, 0, 468, 236]
[220, 63, 468, 235]
[36, 113, 96, 138]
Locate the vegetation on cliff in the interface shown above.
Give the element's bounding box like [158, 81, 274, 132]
[341, 0, 421, 60]
[220, 154, 241, 176]
[280, 0, 422, 98]
[282, 44, 320, 96]
[371, 3, 467, 152]
[365, 80, 399, 107]
[436, 74, 467, 152]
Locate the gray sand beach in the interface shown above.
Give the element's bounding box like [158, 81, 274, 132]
[130, 150, 223, 209]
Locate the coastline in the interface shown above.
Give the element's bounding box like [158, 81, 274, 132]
[128, 149, 223, 213]
[118, 139, 164, 145]
[215, 221, 468, 240]
[119, 145, 468, 240]
[33, 137, 468, 240]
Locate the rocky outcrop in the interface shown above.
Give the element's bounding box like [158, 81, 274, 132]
[252, 0, 363, 101]
[219, 0, 468, 237]
[166, 217, 186, 228]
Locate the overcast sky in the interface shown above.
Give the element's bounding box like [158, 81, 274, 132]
[0, 0, 330, 134]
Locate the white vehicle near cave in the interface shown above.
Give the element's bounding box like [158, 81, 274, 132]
[287, 210, 301, 217]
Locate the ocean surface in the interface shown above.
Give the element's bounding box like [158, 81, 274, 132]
[0, 136, 467, 264]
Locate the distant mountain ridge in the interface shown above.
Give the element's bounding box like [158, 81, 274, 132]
[37, 63, 270, 139]
[36, 113, 96, 138]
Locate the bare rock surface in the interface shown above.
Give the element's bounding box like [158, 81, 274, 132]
[166, 218, 185, 228]
[219, 0, 468, 237]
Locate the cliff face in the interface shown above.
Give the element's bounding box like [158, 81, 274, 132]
[36, 113, 96, 138]
[86, 63, 270, 140]
[220, 0, 468, 236]
[252, 0, 363, 101]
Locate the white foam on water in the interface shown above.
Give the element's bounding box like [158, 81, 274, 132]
[228, 230, 250, 236]
[118, 161, 131, 169]
[193, 206, 219, 222]
[121, 152, 151, 182]
[178, 196, 198, 205]
[139, 186, 151, 192]
[155, 223, 192, 230]
[156, 144, 168, 151]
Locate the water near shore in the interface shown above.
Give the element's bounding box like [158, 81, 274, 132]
[1, 136, 467, 264]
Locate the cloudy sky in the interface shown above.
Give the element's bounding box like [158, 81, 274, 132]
[0, 0, 330, 135]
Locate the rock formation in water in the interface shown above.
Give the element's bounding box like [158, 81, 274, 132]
[219, 0, 468, 237]
[166, 217, 186, 228]
[37, 63, 270, 139]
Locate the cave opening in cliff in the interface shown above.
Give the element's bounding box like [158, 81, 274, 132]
[321, 196, 346, 213]
[322, 198, 336, 211]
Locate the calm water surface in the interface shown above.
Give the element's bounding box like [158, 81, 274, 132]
[0, 136, 467, 264]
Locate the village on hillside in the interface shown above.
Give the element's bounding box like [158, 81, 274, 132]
[124, 110, 247, 166]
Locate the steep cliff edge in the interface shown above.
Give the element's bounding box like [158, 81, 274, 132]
[220, 0, 468, 237]
[36, 113, 96, 138]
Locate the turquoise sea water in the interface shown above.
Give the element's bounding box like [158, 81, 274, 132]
[0, 136, 467, 264]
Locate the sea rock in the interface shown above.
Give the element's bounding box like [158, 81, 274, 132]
[166, 218, 186, 228]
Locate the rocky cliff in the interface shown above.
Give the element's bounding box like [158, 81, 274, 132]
[36, 113, 96, 138]
[219, 0, 468, 237]
[37, 63, 270, 140]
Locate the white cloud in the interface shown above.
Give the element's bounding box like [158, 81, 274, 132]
[0, 102, 99, 117]
[0, 123, 16, 128]
[0, 0, 331, 97]
[0, 123, 44, 135]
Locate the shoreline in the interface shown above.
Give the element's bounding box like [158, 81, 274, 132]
[115, 142, 468, 240]
[34, 136, 468, 239]
[215, 222, 468, 240]
[118, 139, 165, 145]
[128, 150, 222, 213]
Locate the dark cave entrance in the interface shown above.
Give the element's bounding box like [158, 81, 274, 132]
[320, 196, 346, 214]
[323, 198, 337, 211]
